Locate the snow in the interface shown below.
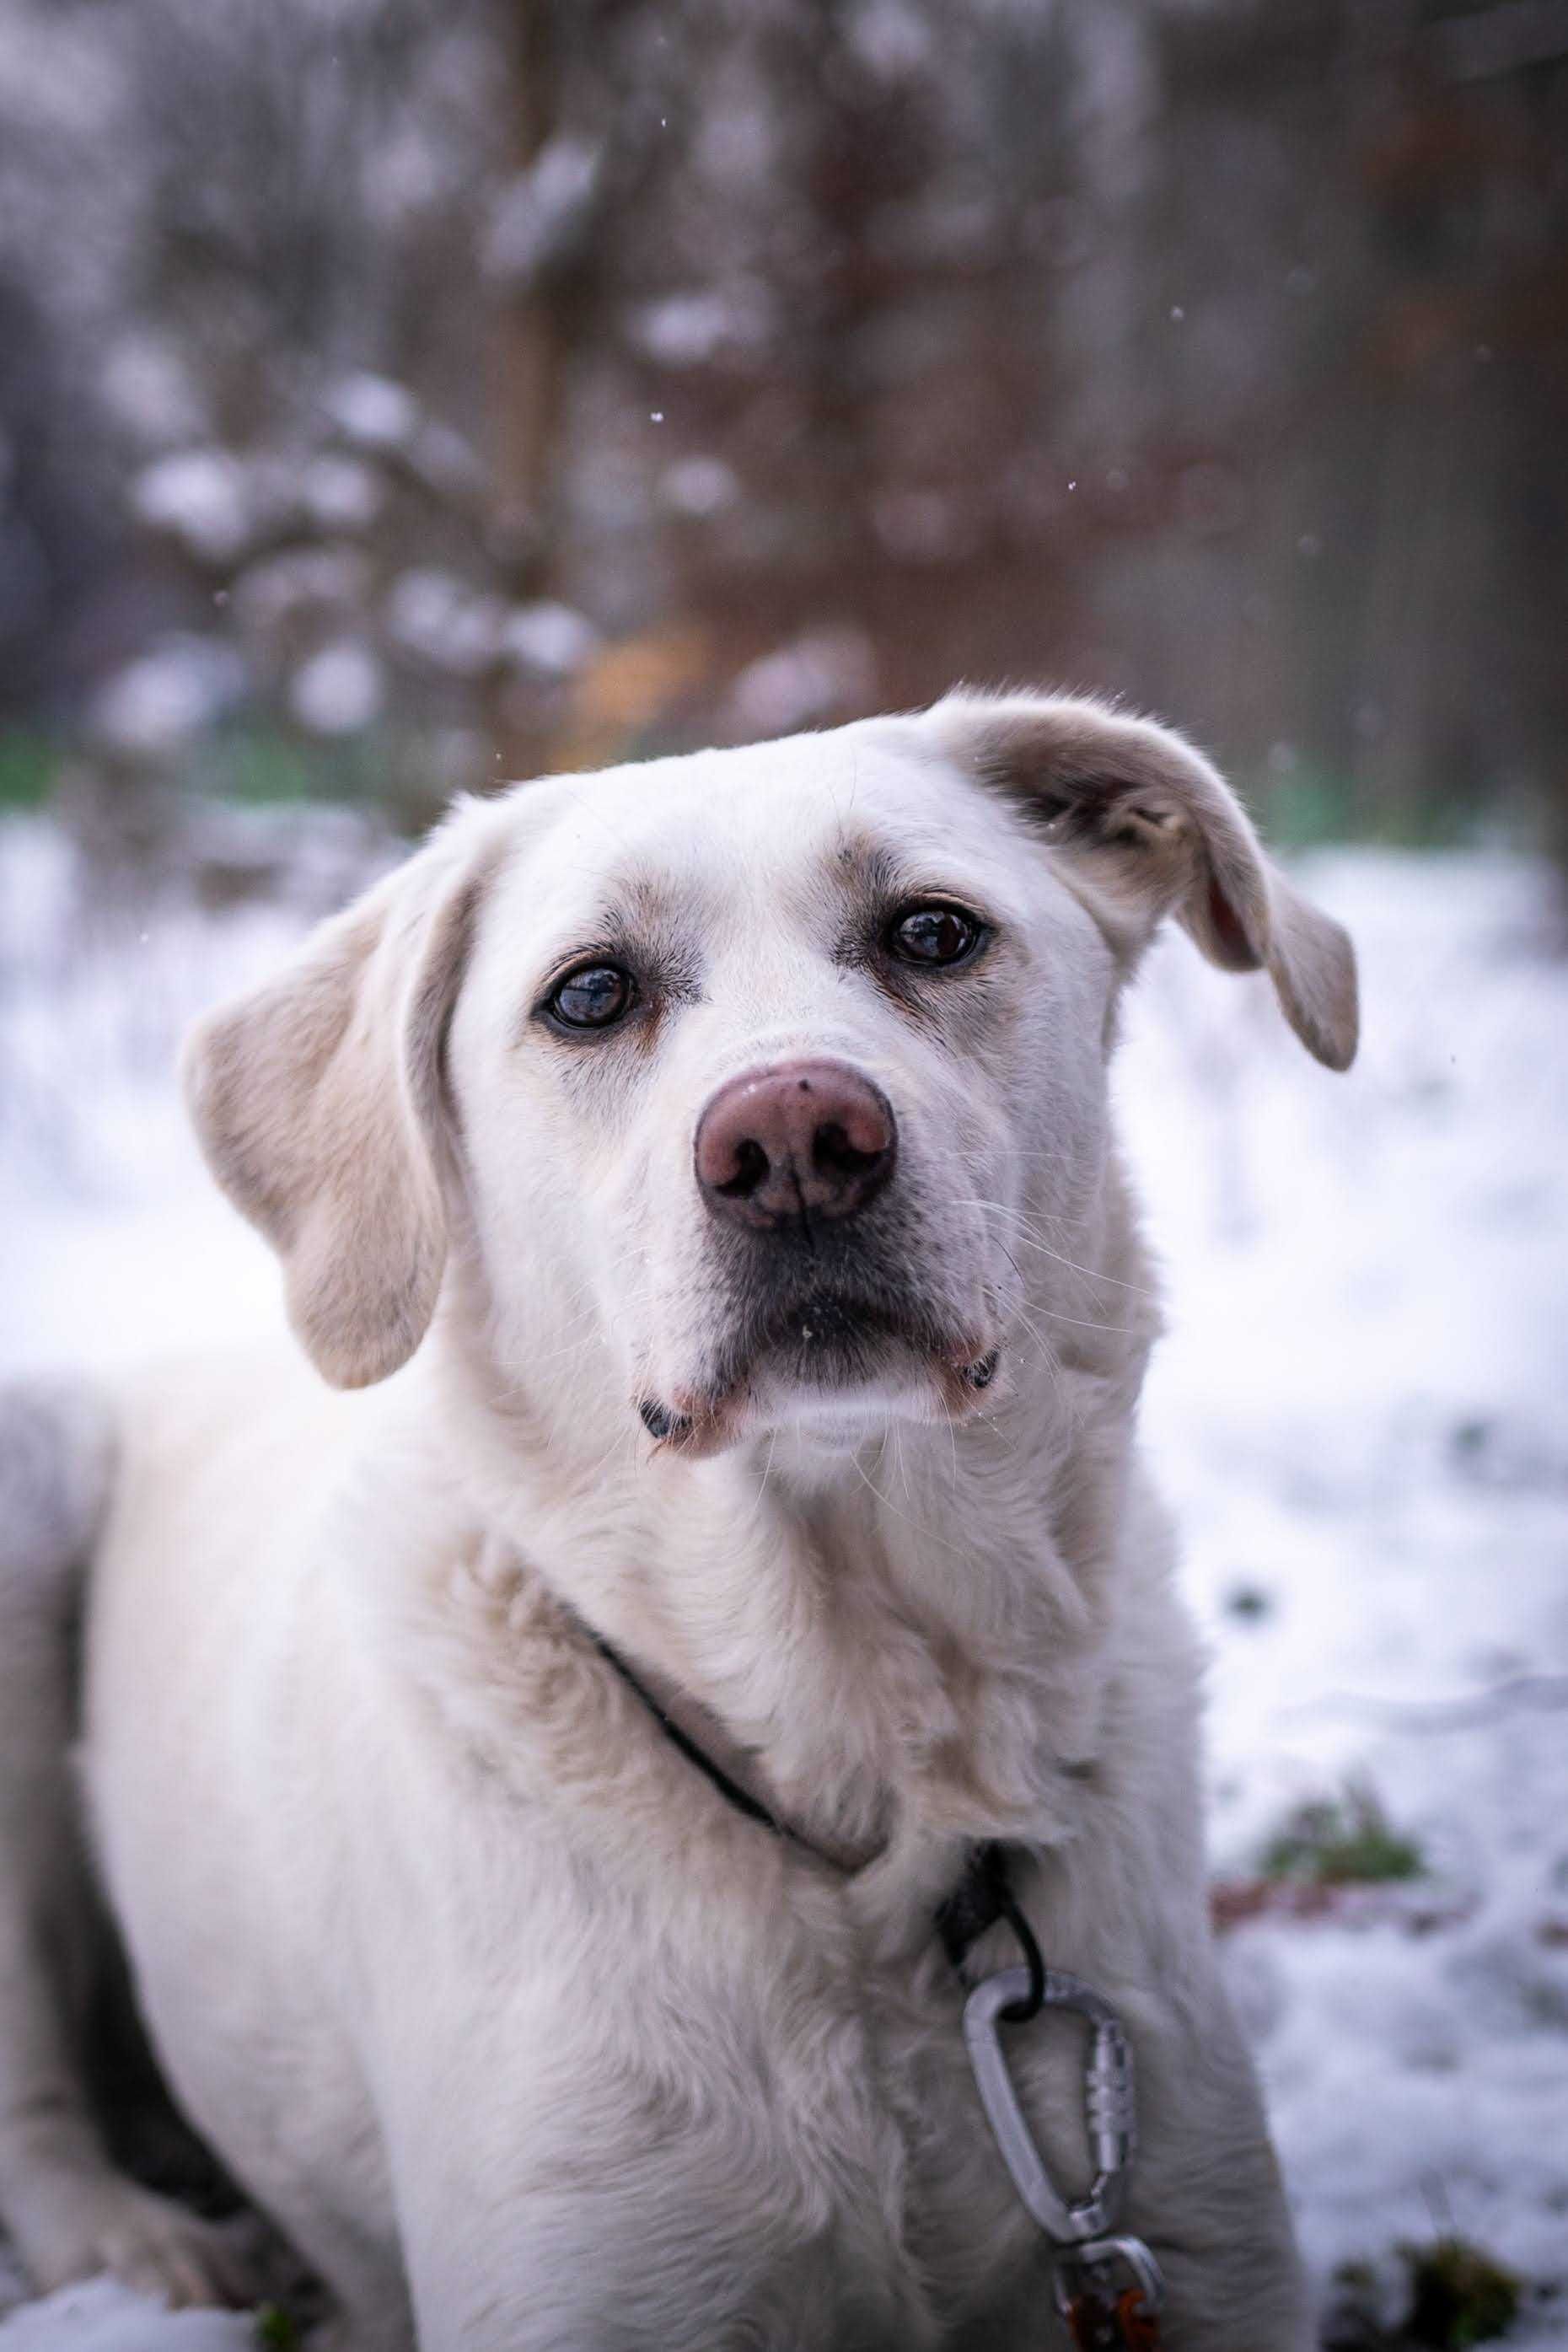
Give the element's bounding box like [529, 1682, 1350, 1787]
[405, 420, 484, 502]
[726, 626, 878, 733]
[233, 548, 373, 636]
[101, 336, 209, 450]
[631, 290, 754, 368]
[659, 455, 740, 518]
[384, 568, 505, 677]
[321, 372, 418, 454]
[299, 454, 383, 535]
[0, 2281, 250, 2349]
[288, 642, 384, 737]
[846, 2, 934, 80]
[498, 599, 599, 679]
[482, 135, 603, 286]
[90, 641, 246, 758]
[0, 831, 1564, 2345]
[1118, 851, 1568, 2343]
[132, 452, 253, 566]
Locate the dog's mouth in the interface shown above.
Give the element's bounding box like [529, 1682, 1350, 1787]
[637, 1284, 1000, 1455]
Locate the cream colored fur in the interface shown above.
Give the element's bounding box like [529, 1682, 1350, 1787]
[0, 694, 1356, 2349]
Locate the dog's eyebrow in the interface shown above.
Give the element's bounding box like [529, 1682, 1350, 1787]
[830, 830, 905, 907]
[604, 871, 698, 932]
[817, 832, 934, 949]
[823, 829, 1004, 932]
[570, 864, 722, 948]
[529, 874, 707, 1015]
[532, 867, 689, 963]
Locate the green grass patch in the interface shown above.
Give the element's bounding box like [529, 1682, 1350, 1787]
[185, 722, 385, 808]
[1256, 759, 1362, 849]
[0, 731, 62, 808]
[1403, 2237, 1522, 2349]
[1327, 2237, 1523, 2349]
[1259, 1782, 1426, 1888]
[176, 722, 454, 830]
[1248, 754, 1542, 853]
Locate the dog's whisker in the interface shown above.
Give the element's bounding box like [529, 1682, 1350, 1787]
[953, 1198, 1159, 1297]
[759, 1425, 781, 1507]
[849, 1448, 969, 1565]
[894, 1422, 914, 1508]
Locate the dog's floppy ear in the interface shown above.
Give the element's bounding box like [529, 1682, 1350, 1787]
[183, 818, 491, 1388]
[925, 690, 1358, 1071]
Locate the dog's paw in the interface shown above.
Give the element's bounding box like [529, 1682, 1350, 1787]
[10, 2175, 258, 2309]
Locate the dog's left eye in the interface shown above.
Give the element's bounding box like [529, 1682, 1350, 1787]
[548, 964, 636, 1029]
[887, 904, 985, 968]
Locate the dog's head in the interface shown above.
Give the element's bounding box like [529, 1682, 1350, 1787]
[185, 693, 1356, 1455]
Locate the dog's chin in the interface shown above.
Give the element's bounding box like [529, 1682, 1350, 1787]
[640, 1299, 1002, 1459]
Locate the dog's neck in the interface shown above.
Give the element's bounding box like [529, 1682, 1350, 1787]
[422, 1168, 1158, 1902]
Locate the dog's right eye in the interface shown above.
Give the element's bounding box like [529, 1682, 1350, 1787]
[547, 964, 636, 1030]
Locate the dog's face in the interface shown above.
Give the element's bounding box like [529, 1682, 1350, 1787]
[185, 694, 1357, 1454]
[448, 726, 1108, 1453]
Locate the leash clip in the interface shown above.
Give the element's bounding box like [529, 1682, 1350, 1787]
[962, 1962, 1165, 2344]
[962, 1963, 1138, 2242]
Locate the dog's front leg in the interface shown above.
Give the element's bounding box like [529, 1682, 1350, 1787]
[1109, 1972, 1312, 2352]
[383, 2047, 932, 2352]
[0, 1382, 256, 2309]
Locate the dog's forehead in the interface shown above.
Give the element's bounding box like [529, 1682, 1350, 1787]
[499, 723, 1023, 940]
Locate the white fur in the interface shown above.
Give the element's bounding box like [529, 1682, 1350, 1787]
[0, 695, 1356, 2348]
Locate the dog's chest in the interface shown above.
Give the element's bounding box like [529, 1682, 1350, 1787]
[400, 1528, 1087, 2342]
[509, 1817, 1054, 2348]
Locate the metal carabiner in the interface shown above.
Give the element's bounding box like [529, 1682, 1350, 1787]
[961, 1963, 1139, 2245]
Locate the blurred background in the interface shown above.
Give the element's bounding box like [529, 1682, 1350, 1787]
[2, 5, 1567, 2349]
[2, 0, 1567, 849]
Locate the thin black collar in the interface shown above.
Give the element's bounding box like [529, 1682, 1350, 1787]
[588, 1626, 795, 1845]
[589, 1625, 1042, 2006]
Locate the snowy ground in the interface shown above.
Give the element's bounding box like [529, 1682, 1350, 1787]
[1, 816, 1565, 2347]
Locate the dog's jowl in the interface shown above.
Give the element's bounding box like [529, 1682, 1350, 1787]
[0, 693, 1356, 2349]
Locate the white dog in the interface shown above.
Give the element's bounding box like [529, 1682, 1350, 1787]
[0, 692, 1356, 2349]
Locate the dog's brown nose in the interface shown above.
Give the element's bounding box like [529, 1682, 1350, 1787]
[695, 1060, 896, 1231]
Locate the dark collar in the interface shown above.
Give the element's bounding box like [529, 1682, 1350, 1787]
[588, 1625, 793, 1843]
[589, 1625, 1040, 2000]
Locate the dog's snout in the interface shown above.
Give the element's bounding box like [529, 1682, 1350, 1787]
[695, 1060, 896, 1232]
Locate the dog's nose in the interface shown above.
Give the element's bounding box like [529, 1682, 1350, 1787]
[695, 1060, 896, 1231]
